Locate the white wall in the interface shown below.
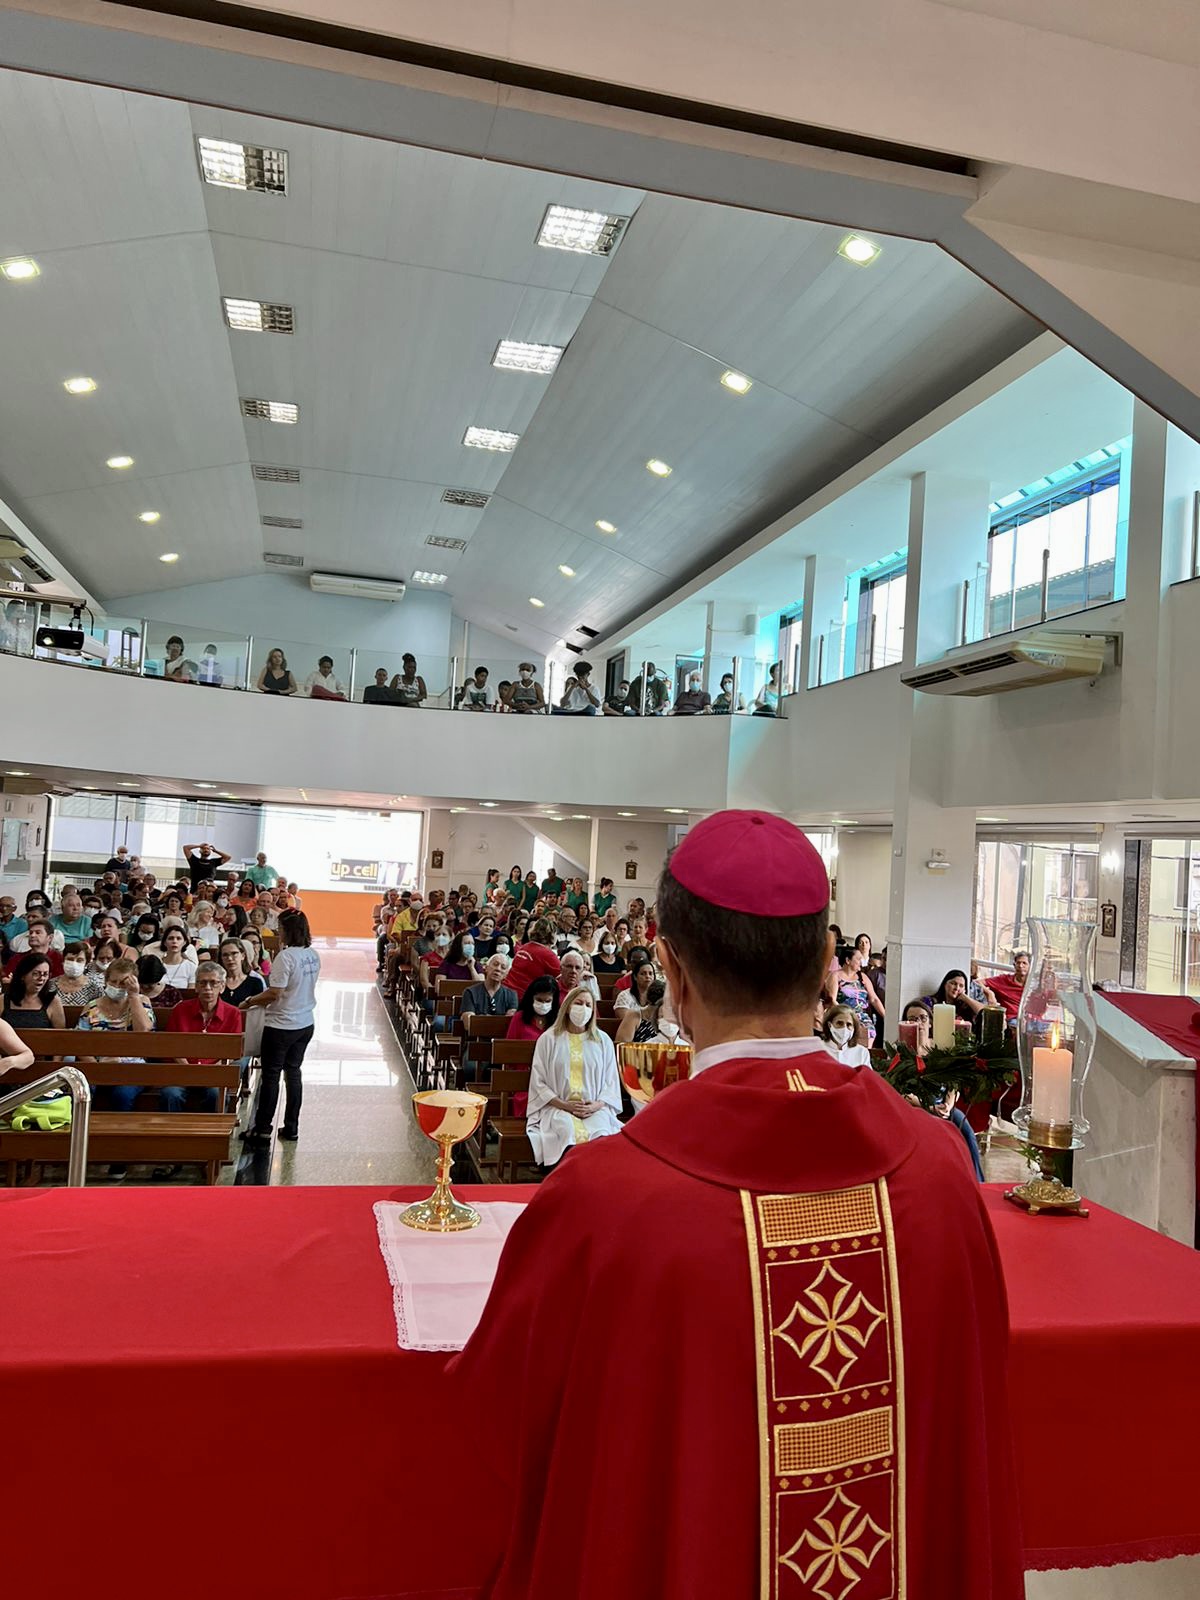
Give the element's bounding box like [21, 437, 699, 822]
[833, 831, 892, 947]
[109, 573, 455, 664]
[593, 818, 672, 909]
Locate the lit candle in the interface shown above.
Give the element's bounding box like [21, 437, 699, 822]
[898, 1021, 920, 1053]
[1032, 1028, 1073, 1126]
[932, 1003, 956, 1049]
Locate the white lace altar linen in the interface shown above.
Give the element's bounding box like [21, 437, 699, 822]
[373, 1201, 527, 1351]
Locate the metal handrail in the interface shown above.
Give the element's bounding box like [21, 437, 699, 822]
[0, 1066, 92, 1186]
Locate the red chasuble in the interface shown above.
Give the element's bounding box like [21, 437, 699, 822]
[449, 1049, 1024, 1600]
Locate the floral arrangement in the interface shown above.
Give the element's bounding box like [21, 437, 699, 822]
[871, 1037, 1019, 1112]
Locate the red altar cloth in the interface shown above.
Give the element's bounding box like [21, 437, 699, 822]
[1, 1184, 1198, 1598]
[1100, 990, 1199, 1247]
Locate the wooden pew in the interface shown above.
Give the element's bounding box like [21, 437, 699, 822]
[489, 1068, 536, 1183]
[2, 1029, 242, 1186]
[459, 1013, 512, 1089]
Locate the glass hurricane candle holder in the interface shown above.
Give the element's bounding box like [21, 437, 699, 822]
[1008, 917, 1097, 1217]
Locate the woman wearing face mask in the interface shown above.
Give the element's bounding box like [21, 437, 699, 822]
[1, 952, 66, 1029]
[710, 673, 744, 715]
[527, 985, 622, 1167]
[503, 662, 546, 715]
[127, 913, 161, 953]
[418, 926, 452, 1002]
[438, 931, 482, 984]
[55, 940, 105, 1007]
[506, 976, 560, 1041]
[75, 957, 156, 1173]
[591, 932, 625, 975]
[820, 1004, 872, 1067]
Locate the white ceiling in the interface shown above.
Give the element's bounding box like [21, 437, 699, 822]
[0, 70, 1038, 650]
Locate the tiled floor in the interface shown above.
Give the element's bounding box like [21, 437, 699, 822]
[222, 938, 435, 1188]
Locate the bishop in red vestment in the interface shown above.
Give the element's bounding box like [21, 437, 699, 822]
[450, 810, 1024, 1600]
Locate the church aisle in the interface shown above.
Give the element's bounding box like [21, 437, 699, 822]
[223, 939, 435, 1189]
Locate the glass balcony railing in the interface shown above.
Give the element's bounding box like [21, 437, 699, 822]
[0, 598, 786, 723]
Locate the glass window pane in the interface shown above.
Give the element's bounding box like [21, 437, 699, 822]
[1047, 497, 1088, 578]
[988, 528, 1014, 597]
[1087, 485, 1118, 565]
[1013, 514, 1050, 591]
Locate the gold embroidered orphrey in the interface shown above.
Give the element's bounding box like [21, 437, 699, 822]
[741, 1180, 906, 1600]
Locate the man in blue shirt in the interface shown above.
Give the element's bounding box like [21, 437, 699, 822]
[0, 895, 27, 939]
[51, 889, 93, 941]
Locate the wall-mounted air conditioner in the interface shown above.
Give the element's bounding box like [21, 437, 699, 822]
[901, 629, 1113, 697]
[308, 572, 406, 602]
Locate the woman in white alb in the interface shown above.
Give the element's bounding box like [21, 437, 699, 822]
[240, 909, 321, 1144]
[527, 985, 622, 1167]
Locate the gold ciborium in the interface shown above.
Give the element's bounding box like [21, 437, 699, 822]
[400, 1090, 487, 1232]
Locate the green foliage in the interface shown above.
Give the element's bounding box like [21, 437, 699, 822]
[872, 1037, 1019, 1111]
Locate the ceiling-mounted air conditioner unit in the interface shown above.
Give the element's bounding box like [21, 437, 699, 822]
[900, 629, 1113, 697]
[308, 572, 406, 602]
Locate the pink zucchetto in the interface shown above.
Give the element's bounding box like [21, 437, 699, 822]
[667, 810, 830, 917]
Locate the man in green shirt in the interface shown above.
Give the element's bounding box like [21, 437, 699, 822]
[540, 870, 564, 899]
[51, 888, 93, 942]
[246, 852, 277, 889]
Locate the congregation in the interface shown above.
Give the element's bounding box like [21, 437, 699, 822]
[373, 867, 1035, 1176]
[0, 838, 321, 1171]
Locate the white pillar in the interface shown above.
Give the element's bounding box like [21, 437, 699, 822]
[1096, 823, 1125, 986]
[587, 816, 601, 903]
[885, 472, 991, 1028]
[703, 602, 759, 697]
[799, 555, 848, 690]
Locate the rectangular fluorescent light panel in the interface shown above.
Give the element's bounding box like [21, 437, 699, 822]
[252, 464, 300, 483]
[426, 535, 468, 551]
[223, 297, 295, 334]
[536, 204, 629, 256]
[264, 551, 304, 567]
[492, 339, 564, 375]
[442, 488, 490, 508]
[463, 426, 519, 452]
[261, 515, 303, 529]
[198, 138, 288, 194]
[411, 571, 448, 585]
[241, 397, 299, 424]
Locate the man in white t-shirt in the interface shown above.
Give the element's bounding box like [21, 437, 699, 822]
[460, 666, 493, 711]
[553, 659, 601, 716]
[304, 656, 347, 699]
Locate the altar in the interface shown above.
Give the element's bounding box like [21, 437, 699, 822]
[2, 1182, 1199, 1599]
[1079, 994, 1197, 1245]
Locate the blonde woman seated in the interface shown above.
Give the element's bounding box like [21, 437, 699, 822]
[527, 984, 622, 1168]
[188, 900, 221, 951]
[820, 1003, 873, 1067]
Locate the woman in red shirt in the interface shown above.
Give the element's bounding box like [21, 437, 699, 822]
[506, 918, 561, 1000]
[505, 977, 560, 1041]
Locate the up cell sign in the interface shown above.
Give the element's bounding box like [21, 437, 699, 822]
[330, 858, 381, 883]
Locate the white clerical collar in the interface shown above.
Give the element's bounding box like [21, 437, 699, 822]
[691, 1036, 828, 1078]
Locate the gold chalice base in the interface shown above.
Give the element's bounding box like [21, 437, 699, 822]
[400, 1089, 486, 1233]
[1004, 1176, 1089, 1218]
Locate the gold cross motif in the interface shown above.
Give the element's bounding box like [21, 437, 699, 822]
[779, 1487, 891, 1600]
[772, 1261, 886, 1391]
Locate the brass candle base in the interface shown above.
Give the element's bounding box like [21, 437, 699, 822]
[1004, 1176, 1089, 1218]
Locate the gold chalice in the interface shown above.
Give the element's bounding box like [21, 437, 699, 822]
[400, 1090, 487, 1232]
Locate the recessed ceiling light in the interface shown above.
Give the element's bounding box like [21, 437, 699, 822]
[106, 455, 134, 470]
[536, 204, 629, 256]
[193, 782, 217, 789]
[138, 511, 161, 524]
[617, 811, 636, 817]
[197, 137, 288, 194]
[976, 816, 1008, 824]
[480, 801, 499, 808]
[118, 780, 140, 788]
[570, 813, 589, 820]
[450, 806, 468, 814]
[646, 458, 672, 478]
[720, 370, 753, 395]
[664, 807, 688, 814]
[241, 397, 298, 424]
[5, 769, 30, 777]
[558, 565, 576, 577]
[222, 297, 295, 334]
[492, 339, 564, 375]
[595, 520, 617, 534]
[159, 552, 180, 563]
[837, 234, 882, 266]
[1, 258, 39, 281]
[831, 818, 858, 826]
[463, 426, 519, 452]
[411, 570, 448, 585]
[81, 785, 98, 791]
[528, 597, 545, 609]
[63, 376, 97, 395]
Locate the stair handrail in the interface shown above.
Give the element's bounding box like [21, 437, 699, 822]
[0, 1066, 92, 1186]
